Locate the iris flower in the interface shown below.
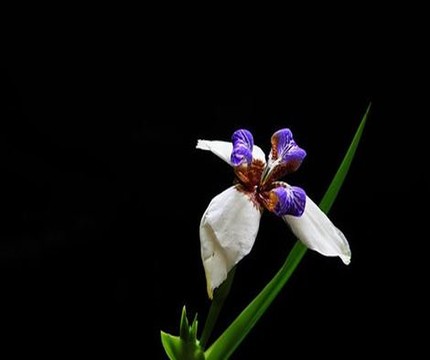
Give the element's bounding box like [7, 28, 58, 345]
[197, 129, 351, 298]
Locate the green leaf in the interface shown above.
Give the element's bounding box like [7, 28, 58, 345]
[204, 105, 370, 360]
[180, 306, 191, 342]
[161, 306, 206, 360]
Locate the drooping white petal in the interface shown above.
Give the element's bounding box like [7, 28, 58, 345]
[284, 196, 351, 265]
[196, 140, 266, 166]
[200, 185, 262, 298]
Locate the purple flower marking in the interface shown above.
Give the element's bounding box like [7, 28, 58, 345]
[231, 129, 254, 166]
[270, 129, 307, 173]
[269, 185, 306, 217]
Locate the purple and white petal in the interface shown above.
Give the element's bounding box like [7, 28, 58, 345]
[264, 184, 306, 217]
[231, 129, 254, 166]
[200, 185, 262, 298]
[266, 128, 307, 176]
[283, 196, 351, 265]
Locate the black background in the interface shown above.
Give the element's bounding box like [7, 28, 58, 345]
[2, 17, 427, 359]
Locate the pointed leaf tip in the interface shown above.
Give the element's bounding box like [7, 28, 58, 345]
[161, 308, 205, 360]
[180, 306, 190, 341]
[319, 103, 370, 213]
[191, 314, 199, 341]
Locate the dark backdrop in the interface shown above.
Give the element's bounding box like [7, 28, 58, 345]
[1, 28, 426, 358]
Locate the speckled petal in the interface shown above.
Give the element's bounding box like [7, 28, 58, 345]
[270, 129, 306, 169]
[265, 184, 306, 217]
[231, 129, 254, 166]
[263, 129, 307, 184]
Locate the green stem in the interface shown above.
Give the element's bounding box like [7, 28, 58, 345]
[205, 242, 307, 360]
[200, 267, 236, 349]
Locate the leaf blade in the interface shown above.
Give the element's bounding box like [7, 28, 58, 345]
[319, 102, 371, 213]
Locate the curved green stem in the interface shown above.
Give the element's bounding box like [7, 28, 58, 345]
[200, 268, 236, 349]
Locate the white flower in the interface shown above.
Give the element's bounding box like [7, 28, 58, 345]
[197, 129, 351, 298]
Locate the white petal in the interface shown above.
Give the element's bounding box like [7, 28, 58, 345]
[196, 140, 266, 166]
[196, 140, 233, 165]
[200, 186, 261, 298]
[284, 196, 351, 265]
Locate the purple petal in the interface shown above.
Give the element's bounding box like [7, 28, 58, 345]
[270, 129, 306, 173]
[231, 129, 254, 166]
[266, 184, 306, 217]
